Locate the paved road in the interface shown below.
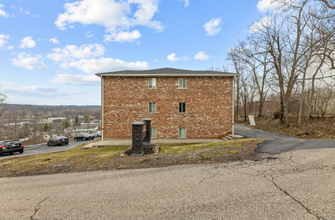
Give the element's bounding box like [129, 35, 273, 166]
[235, 124, 335, 153]
[1, 148, 335, 219]
[0, 139, 97, 160]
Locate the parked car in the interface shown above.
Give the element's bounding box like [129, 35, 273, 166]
[91, 132, 101, 137]
[0, 140, 24, 156]
[47, 136, 69, 146]
[74, 133, 94, 141]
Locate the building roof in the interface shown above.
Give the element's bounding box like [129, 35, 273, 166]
[95, 67, 238, 77]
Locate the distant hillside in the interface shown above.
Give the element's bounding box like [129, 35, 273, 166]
[4, 104, 101, 111]
[2, 104, 101, 121]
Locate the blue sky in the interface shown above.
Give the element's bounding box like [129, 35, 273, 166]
[0, 0, 277, 105]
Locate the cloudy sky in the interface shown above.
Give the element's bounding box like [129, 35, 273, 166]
[0, 0, 277, 105]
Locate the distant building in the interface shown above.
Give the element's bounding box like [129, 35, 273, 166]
[78, 115, 85, 123]
[305, 51, 335, 89]
[64, 125, 98, 134]
[40, 117, 67, 124]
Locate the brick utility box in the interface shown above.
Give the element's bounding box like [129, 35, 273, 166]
[131, 122, 145, 157]
[96, 68, 238, 139]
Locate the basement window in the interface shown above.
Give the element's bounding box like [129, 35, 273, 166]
[179, 103, 186, 113]
[179, 78, 186, 88]
[149, 78, 156, 88]
[151, 127, 156, 138]
[179, 128, 186, 138]
[149, 102, 156, 113]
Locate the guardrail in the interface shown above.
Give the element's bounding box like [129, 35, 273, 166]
[25, 143, 47, 149]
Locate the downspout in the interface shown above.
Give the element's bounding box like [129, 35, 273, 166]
[232, 76, 235, 136]
[101, 76, 104, 141]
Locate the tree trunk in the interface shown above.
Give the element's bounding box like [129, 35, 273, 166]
[244, 86, 247, 122]
[298, 69, 307, 125]
[258, 93, 263, 118]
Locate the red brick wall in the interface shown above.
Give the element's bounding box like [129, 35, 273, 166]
[103, 76, 233, 139]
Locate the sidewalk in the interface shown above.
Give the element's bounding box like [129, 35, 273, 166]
[82, 138, 222, 149]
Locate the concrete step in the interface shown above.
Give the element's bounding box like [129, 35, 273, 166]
[227, 134, 245, 140]
[226, 136, 233, 140]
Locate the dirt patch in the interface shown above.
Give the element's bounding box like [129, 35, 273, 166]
[0, 139, 265, 178]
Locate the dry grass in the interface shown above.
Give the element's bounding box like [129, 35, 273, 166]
[0, 138, 264, 178]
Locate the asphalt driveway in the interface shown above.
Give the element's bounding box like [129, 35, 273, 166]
[1, 148, 335, 219]
[235, 124, 335, 153]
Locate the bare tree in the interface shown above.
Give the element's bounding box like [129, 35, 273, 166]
[226, 49, 245, 120]
[228, 40, 273, 118]
[316, 0, 335, 9]
[250, 1, 331, 124]
[0, 92, 7, 124]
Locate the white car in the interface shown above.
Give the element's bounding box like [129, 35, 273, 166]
[91, 132, 101, 137]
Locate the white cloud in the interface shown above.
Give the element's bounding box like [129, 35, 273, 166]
[7, 45, 13, 50]
[47, 44, 105, 62]
[167, 53, 179, 62]
[50, 74, 100, 86]
[104, 30, 141, 42]
[86, 31, 94, 38]
[17, 7, 38, 17]
[19, 36, 36, 48]
[257, 0, 279, 12]
[0, 4, 9, 17]
[49, 38, 59, 44]
[250, 17, 273, 33]
[194, 51, 210, 61]
[180, 0, 189, 7]
[167, 53, 188, 62]
[60, 57, 150, 74]
[1, 85, 82, 97]
[0, 35, 9, 47]
[257, 0, 296, 12]
[0, 82, 19, 86]
[55, 0, 164, 39]
[11, 53, 48, 70]
[203, 17, 222, 36]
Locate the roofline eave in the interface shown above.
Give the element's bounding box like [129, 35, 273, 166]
[95, 73, 239, 77]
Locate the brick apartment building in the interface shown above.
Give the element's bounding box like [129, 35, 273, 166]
[96, 68, 238, 139]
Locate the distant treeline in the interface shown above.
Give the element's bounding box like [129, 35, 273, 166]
[2, 104, 101, 121]
[4, 104, 101, 111]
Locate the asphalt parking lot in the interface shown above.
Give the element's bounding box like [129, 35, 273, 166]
[0, 138, 97, 160]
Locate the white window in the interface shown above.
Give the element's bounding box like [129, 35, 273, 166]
[179, 103, 186, 113]
[179, 78, 186, 88]
[151, 127, 156, 138]
[149, 102, 156, 113]
[149, 78, 156, 88]
[179, 128, 186, 138]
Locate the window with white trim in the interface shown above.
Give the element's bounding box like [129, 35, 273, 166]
[179, 78, 186, 88]
[151, 127, 156, 138]
[149, 102, 156, 113]
[149, 78, 156, 88]
[179, 128, 186, 138]
[179, 102, 186, 113]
